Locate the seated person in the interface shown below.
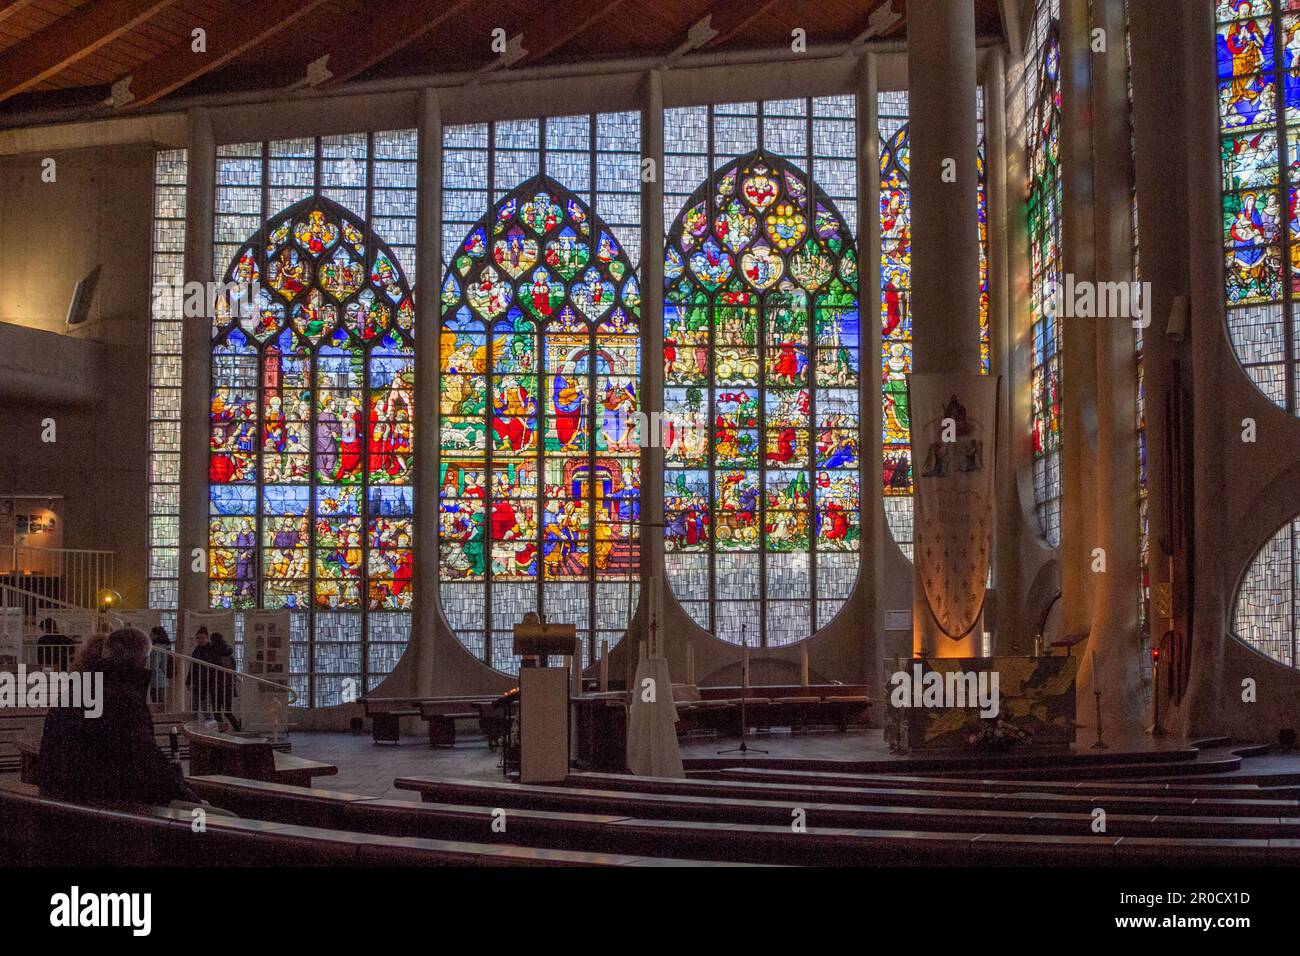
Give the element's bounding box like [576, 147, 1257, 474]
[36, 627, 202, 807]
[35, 617, 77, 671]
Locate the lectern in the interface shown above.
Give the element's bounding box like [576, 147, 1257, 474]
[513, 622, 575, 783]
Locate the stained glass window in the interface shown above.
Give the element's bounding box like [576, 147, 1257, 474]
[439, 114, 642, 675]
[1216, 0, 1300, 414]
[877, 91, 990, 559]
[208, 132, 418, 706]
[148, 150, 187, 636]
[663, 97, 859, 647]
[1232, 516, 1300, 668]
[1027, 0, 1064, 546]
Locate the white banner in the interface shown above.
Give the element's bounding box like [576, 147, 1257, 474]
[0, 607, 23, 672]
[908, 373, 999, 640]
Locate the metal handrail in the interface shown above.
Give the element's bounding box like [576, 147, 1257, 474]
[149, 644, 299, 707]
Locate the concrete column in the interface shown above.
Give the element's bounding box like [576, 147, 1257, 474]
[178, 109, 214, 637]
[856, 53, 884, 686]
[1083, 0, 1146, 734]
[411, 89, 443, 697]
[907, 0, 981, 657]
[985, 45, 1025, 655]
[1128, 0, 1189, 731]
[638, 70, 665, 659]
[1180, 0, 1228, 738]
[1058, 0, 1100, 654]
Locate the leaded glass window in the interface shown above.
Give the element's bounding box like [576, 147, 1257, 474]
[1028, 0, 1064, 546]
[439, 114, 642, 675]
[208, 132, 418, 706]
[662, 97, 859, 648]
[1216, 0, 1300, 413]
[148, 149, 187, 636]
[1233, 517, 1300, 668]
[877, 91, 990, 560]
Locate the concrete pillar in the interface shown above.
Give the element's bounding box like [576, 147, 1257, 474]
[1058, 0, 1101, 654]
[907, 0, 981, 657]
[1083, 0, 1146, 734]
[178, 110, 214, 636]
[411, 88, 443, 697]
[638, 70, 666, 657]
[986, 46, 1025, 655]
[1180, 0, 1228, 738]
[1128, 0, 1189, 732]
[856, 53, 884, 686]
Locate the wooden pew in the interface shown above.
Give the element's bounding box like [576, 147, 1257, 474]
[183, 722, 337, 788]
[361, 696, 499, 745]
[0, 780, 706, 867]
[186, 775, 1300, 866]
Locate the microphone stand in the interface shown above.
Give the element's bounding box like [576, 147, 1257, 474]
[719, 624, 766, 755]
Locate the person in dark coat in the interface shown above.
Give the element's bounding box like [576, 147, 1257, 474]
[186, 627, 221, 719]
[208, 632, 241, 732]
[35, 617, 77, 671]
[35, 627, 200, 807]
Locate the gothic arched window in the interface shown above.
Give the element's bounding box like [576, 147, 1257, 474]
[1028, 5, 1064, 546]
[208, 138, 418, 706]
[1217, 1, 1300, 414]
[663, 149, 860, 647]
[439, 175, 641, 672]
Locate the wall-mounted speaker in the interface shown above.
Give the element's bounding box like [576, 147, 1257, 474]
[1165, 294, 1188, 342]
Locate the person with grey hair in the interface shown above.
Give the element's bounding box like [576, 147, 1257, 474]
[36, 627, 201, 807]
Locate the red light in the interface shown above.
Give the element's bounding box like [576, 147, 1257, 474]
[1152, 647, 1160, 661]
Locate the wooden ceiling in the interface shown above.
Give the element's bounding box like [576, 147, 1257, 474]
[0, 0, 1007, 120]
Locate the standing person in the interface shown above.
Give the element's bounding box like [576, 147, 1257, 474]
[208, 632, 241, 731]
[35, 617, 77, 672]
[147, 625, 172, 706]
[186, 627, 219, 719]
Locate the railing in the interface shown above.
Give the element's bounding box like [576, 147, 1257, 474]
[149, 645, 296, 742]
[0, 545, 115, 611]
[3, 633, 295, 742]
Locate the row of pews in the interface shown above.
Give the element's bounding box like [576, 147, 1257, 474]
[6, 730, 1298, 866]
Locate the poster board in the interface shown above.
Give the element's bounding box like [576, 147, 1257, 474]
[243, 611, 290, 689]
[49, 610, 97, 639]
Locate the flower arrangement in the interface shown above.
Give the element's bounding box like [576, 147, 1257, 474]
[967, 719, 1033, 753]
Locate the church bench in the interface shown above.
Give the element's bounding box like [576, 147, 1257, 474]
[183, 722, 337, 788]
[399, 773, 1300, 823]
[361, 696, 499, 744]
[15, 732, 39, 784]
[416, 704, 483, 748]
[383, 777, 1300, 864]
[0, 780, 698, 867]
[196, 772, 1300, 844]
[706, 766, 1300, 800]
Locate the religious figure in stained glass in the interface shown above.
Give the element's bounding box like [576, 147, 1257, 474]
[664, 150, 860, 646]
[209, 196, 415, 614]
[439, 175, 640, 668]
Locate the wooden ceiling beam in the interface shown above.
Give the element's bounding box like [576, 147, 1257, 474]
[850, 0, 908, 44]
[668, 0, 783, 58]
[0, 0, 179, 104]
[309, 0, 474, 89]
[0, 0, 37, 27]
[505, 0, 628, 69]
[110, 0, 331, 109]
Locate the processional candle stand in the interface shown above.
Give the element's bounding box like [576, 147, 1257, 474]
[1090, 650, 1107, 750]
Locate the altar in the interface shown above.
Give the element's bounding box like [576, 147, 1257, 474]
[884, 656, 1078, 753]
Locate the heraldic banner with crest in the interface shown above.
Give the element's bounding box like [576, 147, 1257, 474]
[907, 374, 1000, 640]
